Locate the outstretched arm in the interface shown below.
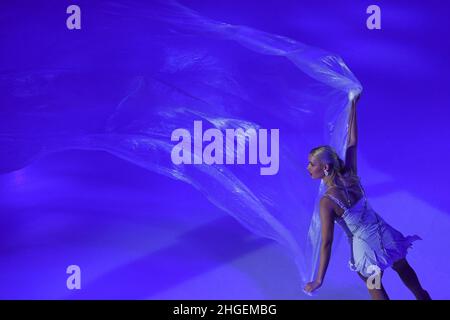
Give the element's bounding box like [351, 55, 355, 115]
[345, 94, 360, 174]
[304, 198, 335, 293]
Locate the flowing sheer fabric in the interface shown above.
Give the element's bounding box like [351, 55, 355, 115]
[0, 0, 362, 288]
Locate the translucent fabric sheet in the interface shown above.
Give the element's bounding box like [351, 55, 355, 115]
[0, 0, 362, 287]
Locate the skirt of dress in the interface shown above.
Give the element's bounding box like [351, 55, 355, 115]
[350, 217, 421, 278]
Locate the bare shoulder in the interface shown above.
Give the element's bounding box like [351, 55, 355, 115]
[320, 196, 335, 214]
[319, 197, 336, 223]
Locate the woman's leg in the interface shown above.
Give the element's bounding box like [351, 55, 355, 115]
[391, 258, 431, 300]
[357, 271, 390, 300]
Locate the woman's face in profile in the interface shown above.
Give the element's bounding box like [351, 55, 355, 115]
[307, 155, 324, 179]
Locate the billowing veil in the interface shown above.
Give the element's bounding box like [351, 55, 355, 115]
[0, 1, 362, 289]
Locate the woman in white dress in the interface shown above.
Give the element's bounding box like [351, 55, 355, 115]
[303, 94, 431, 300]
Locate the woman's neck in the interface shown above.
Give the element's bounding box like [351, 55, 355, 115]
[323, 176, 335, 188]
[323, 172, 348, 188]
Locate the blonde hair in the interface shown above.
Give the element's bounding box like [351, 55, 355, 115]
[309, 145, 358, 187]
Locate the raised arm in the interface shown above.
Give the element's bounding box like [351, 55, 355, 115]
[304, 197, 335, 294]
[345, 94, 360, 174]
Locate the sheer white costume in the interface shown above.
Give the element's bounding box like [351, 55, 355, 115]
[325, 180, 421, 278]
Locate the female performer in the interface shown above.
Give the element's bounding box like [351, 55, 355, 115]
[304, 94, 431, 300]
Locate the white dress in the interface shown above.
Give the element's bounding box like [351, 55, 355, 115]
[324, 183, 421, 278]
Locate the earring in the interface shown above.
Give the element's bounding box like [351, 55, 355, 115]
[324, 169, 329, 176]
